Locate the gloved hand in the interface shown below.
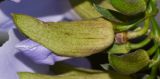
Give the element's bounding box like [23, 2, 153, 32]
[15, 39, 70, 65]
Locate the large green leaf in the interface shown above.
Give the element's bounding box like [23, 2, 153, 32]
[12, 14, 114, 57]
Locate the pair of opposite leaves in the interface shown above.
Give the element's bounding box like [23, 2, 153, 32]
[18, 63, 133, 79]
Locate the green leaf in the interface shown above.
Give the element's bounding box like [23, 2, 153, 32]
[12, 14, 114, 57]
[114, 18, 144, 32]
[110, 0, 146, 15]
[93, 3, 122, 23]
[109, 49, 150, 75]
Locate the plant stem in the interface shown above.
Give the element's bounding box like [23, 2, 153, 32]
[147, 41, 158, 56]
[148, 17, 160, 56]
[151, 18, 160, 40]
[114, 18, 144, 32]
[148, 64, 158, 79]
[130, 37, 151, 49]
[147, 48, 160, 79]
[147, 0, 160, 78]
[127, 18, 150, 39]
[108, 37, 151, 54]
[126, 0, 156, 39]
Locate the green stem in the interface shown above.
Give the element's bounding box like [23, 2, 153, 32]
[150, 0, 158, 16]
[127, 18, 150, 39]
[148, 17, 160, 56]
[148, 64, 158, 79]
[151, 18, 160, 38]
[114, 18, 144, 32]
[148, 0, 159, 78]
[147, 41, 158, 56]
[147, 48, 160, 79]
[130, 37, 151, 49]
[108, 37, 151, 54]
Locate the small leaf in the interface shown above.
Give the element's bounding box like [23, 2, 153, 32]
[109, 49, 150, 75]
[110, 0, 146, 15]
[114, 18, 144, 32]
[93, 3, 122, 23]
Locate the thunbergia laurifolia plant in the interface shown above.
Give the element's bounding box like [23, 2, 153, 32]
[2, 0, 160, 79]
